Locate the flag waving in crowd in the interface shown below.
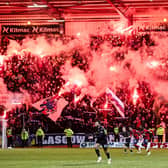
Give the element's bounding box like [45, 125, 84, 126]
[48, 98, 68, 122]
[106, 88, 125, 118]
[32, 96, 68, 122]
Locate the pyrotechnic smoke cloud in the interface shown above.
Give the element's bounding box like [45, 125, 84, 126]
[4, 23, 168, 104]
[0, 78, 31, 110]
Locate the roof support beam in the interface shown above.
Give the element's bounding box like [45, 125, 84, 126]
[106, 0, 134, 25]
[41, 0, 62, 18]
[106, 0, 128, 19]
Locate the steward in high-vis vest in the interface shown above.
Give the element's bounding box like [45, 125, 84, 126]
[64, 128, 74, 147]
[36, 126, 45, 147]
[156, 125, 164, 143]
[7, 127, 13, 148]
[21, 129, 29, 147]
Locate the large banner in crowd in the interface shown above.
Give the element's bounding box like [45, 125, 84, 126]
[32, 97, 68, 122]
[1, 24, 65, 35]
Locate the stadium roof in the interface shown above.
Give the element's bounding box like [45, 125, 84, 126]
[0, 0, 168, 24]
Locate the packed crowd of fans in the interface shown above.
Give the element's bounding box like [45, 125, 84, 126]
[0, 33, 167, 138]
[90, 33, 154, 51]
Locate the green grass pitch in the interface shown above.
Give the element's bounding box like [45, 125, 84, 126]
[0, 148, 168, 168]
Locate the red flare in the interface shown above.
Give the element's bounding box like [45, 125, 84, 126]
[132, 88, 139, 105]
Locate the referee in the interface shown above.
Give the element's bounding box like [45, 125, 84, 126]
[94, 121, 111, 164]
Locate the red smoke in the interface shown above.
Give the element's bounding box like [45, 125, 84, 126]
[2, 22, 168, 107]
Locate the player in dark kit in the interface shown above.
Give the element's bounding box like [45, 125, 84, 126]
[139, 128, 151, 156]
[121, 127, 133, 153]
[130, 127, 141, 153]
[94, 121, 111, 164]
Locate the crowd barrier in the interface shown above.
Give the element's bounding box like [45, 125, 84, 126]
[11, 133, 168, 148]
